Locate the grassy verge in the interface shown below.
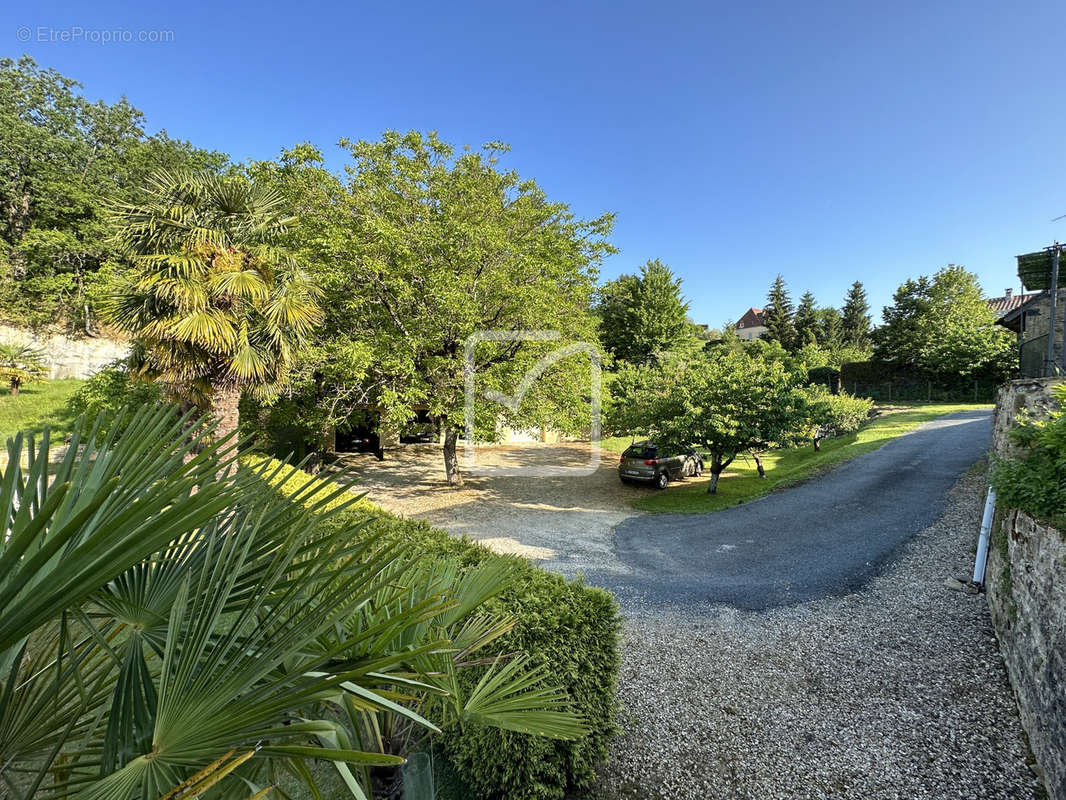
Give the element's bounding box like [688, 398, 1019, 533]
[0, 379, 84, 443]
[622, 402, 990, 513]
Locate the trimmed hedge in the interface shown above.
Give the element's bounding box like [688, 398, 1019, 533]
[242, 453, 378, 514]
[806, 366, 840, 392]
[244, 456, 622, 800]
[839, 360, 999, 402]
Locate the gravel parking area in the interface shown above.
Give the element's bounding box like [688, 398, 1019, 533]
[335, 442, 641, 577]
[595, 467, 1042, 800]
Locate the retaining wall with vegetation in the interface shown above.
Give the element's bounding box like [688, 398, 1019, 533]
[987, 378, 1066, 800]
[0, 323, 128, 379]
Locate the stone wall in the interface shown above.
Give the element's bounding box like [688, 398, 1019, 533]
[0, 323, 129, 379]
[1020, 289, 1066, 361]
[987, 378, 1066, 800]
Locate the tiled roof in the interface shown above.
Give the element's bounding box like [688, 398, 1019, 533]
[736, 307, 765, 328]
[987, 292, 1041, 318]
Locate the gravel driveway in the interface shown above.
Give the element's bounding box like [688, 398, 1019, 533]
[335, 442, 641, 578]
[340, 423, 1039, 798]
[595, 468, 1041, 799]
[597, 410, 993, 609]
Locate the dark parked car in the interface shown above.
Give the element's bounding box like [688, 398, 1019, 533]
[401, 409, 438, 444]
[337, 425, 382, 458]
[618, 441, 703, 489]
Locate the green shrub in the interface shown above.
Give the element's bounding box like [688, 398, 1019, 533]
[799, 385, 874, 449]
[241, 453, 378, 514]
[66, 366, 164, 436]
[441, 571, 620, 800]
[239, 393, 327, 461]
[991, 384, 1066, 525]
[247, 455, 622, 800]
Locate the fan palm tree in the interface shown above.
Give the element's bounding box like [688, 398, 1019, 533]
[107, 170, 322, 442]
[0, 343, 47, 395]
[0, 409, 587, 800]
[317, 556, 589, 797]
[0, 409, 435, 800]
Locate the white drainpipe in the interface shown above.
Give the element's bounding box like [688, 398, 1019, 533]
[972, 486, 997, 585]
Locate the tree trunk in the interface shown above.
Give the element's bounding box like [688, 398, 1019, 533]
[9, 378, 18, 397]
[209, 384, 241, 480]
[706, 469, 721, 494]
[210, 384, 242, 443]
[813, 436, 822, 452]
[443, 427, 463, 487]
[752, 452, 766, 478]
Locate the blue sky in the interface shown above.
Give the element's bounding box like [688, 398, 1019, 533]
[4, 0, 1065, 327]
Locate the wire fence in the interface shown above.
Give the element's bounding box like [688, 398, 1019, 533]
[842, 380, 997, 404]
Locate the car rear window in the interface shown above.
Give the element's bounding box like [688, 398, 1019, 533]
[623, 444, 658, 459]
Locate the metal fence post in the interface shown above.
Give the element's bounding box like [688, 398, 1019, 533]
[1048, 245, 1059, 376]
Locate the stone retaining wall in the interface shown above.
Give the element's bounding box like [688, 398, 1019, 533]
[0, 323, 129, 379]
[987, 378, 1066, 800]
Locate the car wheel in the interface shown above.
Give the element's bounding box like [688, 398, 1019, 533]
[655, 472, 668, 490]
[694, 463, 703, 477]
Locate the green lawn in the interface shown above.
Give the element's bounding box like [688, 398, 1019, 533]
[612, 402, 991, 513]
[0, 379, 84, 443]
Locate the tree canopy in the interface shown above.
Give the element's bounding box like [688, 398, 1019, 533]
[610, 349, 806, 492]
[108, 169, 321, 443]
[761, 274, 796, 349]
[793, 291, 819, 348]
[841, 281, 872, 348]
[873, 265, 1014, 377]
[0, 56, 227, 331]
[259, 133, 614, 483]
[597, 259, 691, 365]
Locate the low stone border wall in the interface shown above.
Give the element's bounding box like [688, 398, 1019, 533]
[986, 510, 1066, 800]
[988, 378, 1066, 800]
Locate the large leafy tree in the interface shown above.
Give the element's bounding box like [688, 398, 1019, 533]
[260, 133, 614, 484]
[597, 259, 691, 364]
[761, 274, 796, 349]
[873, 265, 1014, 377]
[0, 56, 226, 331]
[841, 280, 872, 347]
[108, 170, 322, 442]
[611, 349, 805, 492]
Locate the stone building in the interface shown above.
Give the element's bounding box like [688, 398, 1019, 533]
[997, 289, 1066, 377]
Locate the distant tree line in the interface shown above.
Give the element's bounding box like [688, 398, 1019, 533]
[0, 56, 227, 332]
[1, 55, 1016, 484]
[757, 275, 873, 368]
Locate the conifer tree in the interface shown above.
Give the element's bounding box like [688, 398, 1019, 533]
[841, 281, 872, 347]
[762, 275, 796, 349]
[793, 291, 819, 348]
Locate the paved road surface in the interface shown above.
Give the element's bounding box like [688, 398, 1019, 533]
[589, 409, 992, 610]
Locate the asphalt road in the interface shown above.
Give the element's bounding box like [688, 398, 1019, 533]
[590, 409, 993, 611]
